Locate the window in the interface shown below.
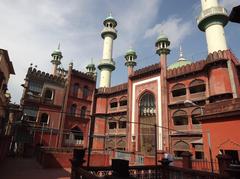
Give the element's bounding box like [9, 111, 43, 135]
[40, 113, 49, 125]
[110, 98, 118, 108]
[109, 122, 117, 129]
[191, 108, 202, 124]
[28, 81, 43, 94]
[72, 83, 79, 97]
[119, 96, 127, 106]
[119, 120, 127, 129]
[140, 93, 156, 116]
[23, 108, 38, 122]
[80, 106, 86, 119]
[44, 88, 53, 100]
[174, 141, 190, 158]
[195, 151, 204, 159]
[83, 86, 89, 99]
[71, 126, 83, 140]
[70, 104, 77, 116]
[172, 83, 186, 97]
[189, 79, 206, 94]
[173, 110, 188, 125]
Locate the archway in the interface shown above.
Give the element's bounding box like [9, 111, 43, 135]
[139, 92, 156, 156]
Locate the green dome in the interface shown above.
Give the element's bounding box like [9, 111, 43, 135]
[51, 49, 62, 58]
[168, 46, 191, 69]
[103, 13, 117, 26]
[86, 63, 95, 69]
[125, 48, 136, 56]
[156, 33, 170, 46]
[168, 59, 191, 70]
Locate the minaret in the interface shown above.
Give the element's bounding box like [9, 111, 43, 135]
[98, 13, 117, 87]
[51, 44, 63, 75]
[86, 59, 96, 77]
[124, 48, 137, 76]
[155, 33, 170, 151]
[197, 0, 228, 53]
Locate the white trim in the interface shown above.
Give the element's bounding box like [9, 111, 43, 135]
[131, 76, 162, 150]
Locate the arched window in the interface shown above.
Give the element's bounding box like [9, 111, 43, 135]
[140, 93, 156, 116]
[174, 141, 190, 157]
[80, 106, 86, 119]
[40, 113, 49, 125]
[70, 104, 77, 116]
[189, 79, 206, 94]
[72, 83, 79, 97]
[171, 83, 186, 97]
[83, 86, 89, 99]
[119, 96, 127, 106]
[44, 88, 54, 100]
[110, 98, 118, 108]
[191, 108, 201, 124]
[71, 126, 83, 140]
[173, 110, 188, 125]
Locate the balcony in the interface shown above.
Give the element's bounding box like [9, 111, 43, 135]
[197, 6, 228, 31]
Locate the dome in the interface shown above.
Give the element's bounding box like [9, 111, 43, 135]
[156, 33, 170, 46]
[86, 63, 95, 69]
[51, 44, 63, 58]
[168, 59, 192, 70]
[125, 48, 137, 57]
[168, 46, 192, 69]
[103, 13, 117, 26]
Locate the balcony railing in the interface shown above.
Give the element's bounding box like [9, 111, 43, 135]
[197, 6, 228, 24]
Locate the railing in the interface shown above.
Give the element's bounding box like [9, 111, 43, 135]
[73, 164, 224, 179]
[197, 6, 228, 24]
[192, 159, 219, 173]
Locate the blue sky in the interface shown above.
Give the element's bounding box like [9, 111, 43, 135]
[0, 0, 239, 103]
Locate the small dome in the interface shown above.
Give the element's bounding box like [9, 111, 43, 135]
[125, 48, 136, 56]
[51, 44, 63, 58]
[168, 46, 191, 69]
[86, 63, 95, 69]
[103, 13, 117, 27]
[156, 33, 170, 46]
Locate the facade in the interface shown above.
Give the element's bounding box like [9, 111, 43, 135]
[0, 49, 15, 135]
[18, 0, 240, 165]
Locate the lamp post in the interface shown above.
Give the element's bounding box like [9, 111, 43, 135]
[183, 100, 214, 173]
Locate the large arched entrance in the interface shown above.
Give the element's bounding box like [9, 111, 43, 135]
[139, 92, 156, 155]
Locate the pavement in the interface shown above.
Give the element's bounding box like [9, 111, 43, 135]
[0, 157, 71, 179]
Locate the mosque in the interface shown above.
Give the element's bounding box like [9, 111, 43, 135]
[19, 0, 240, 165]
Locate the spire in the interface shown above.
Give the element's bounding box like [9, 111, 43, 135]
[58, 43, 60, 50]
[179, 45, 183, 58]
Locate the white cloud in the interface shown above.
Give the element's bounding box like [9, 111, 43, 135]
[0, 0, 162, 103]
[220, 0, 239, 11]
[144, 16, 193, 48]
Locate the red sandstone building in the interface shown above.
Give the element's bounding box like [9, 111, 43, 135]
[18, 0, 240, 166]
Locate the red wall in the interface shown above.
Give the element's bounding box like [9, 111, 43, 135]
[201, 117, 240, 160]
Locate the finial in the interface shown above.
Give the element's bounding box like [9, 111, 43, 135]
[34, 65, 37, 68]
[30, 63, 33, 67]
[109, 12, 112, 17]
[179, 45, 183, 58]
[91, 58, 93, 64]
[58, 43, 60, 50]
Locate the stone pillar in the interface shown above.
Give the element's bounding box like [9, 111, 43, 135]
[181, 151, 192, 169]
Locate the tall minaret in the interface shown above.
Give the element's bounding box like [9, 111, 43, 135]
[51, 44, 63, 75]
[155, 33, 170, 151]
[98, 13, 117, 87]
[197, 0, 228, 53]
[125, 48, 137, 76]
